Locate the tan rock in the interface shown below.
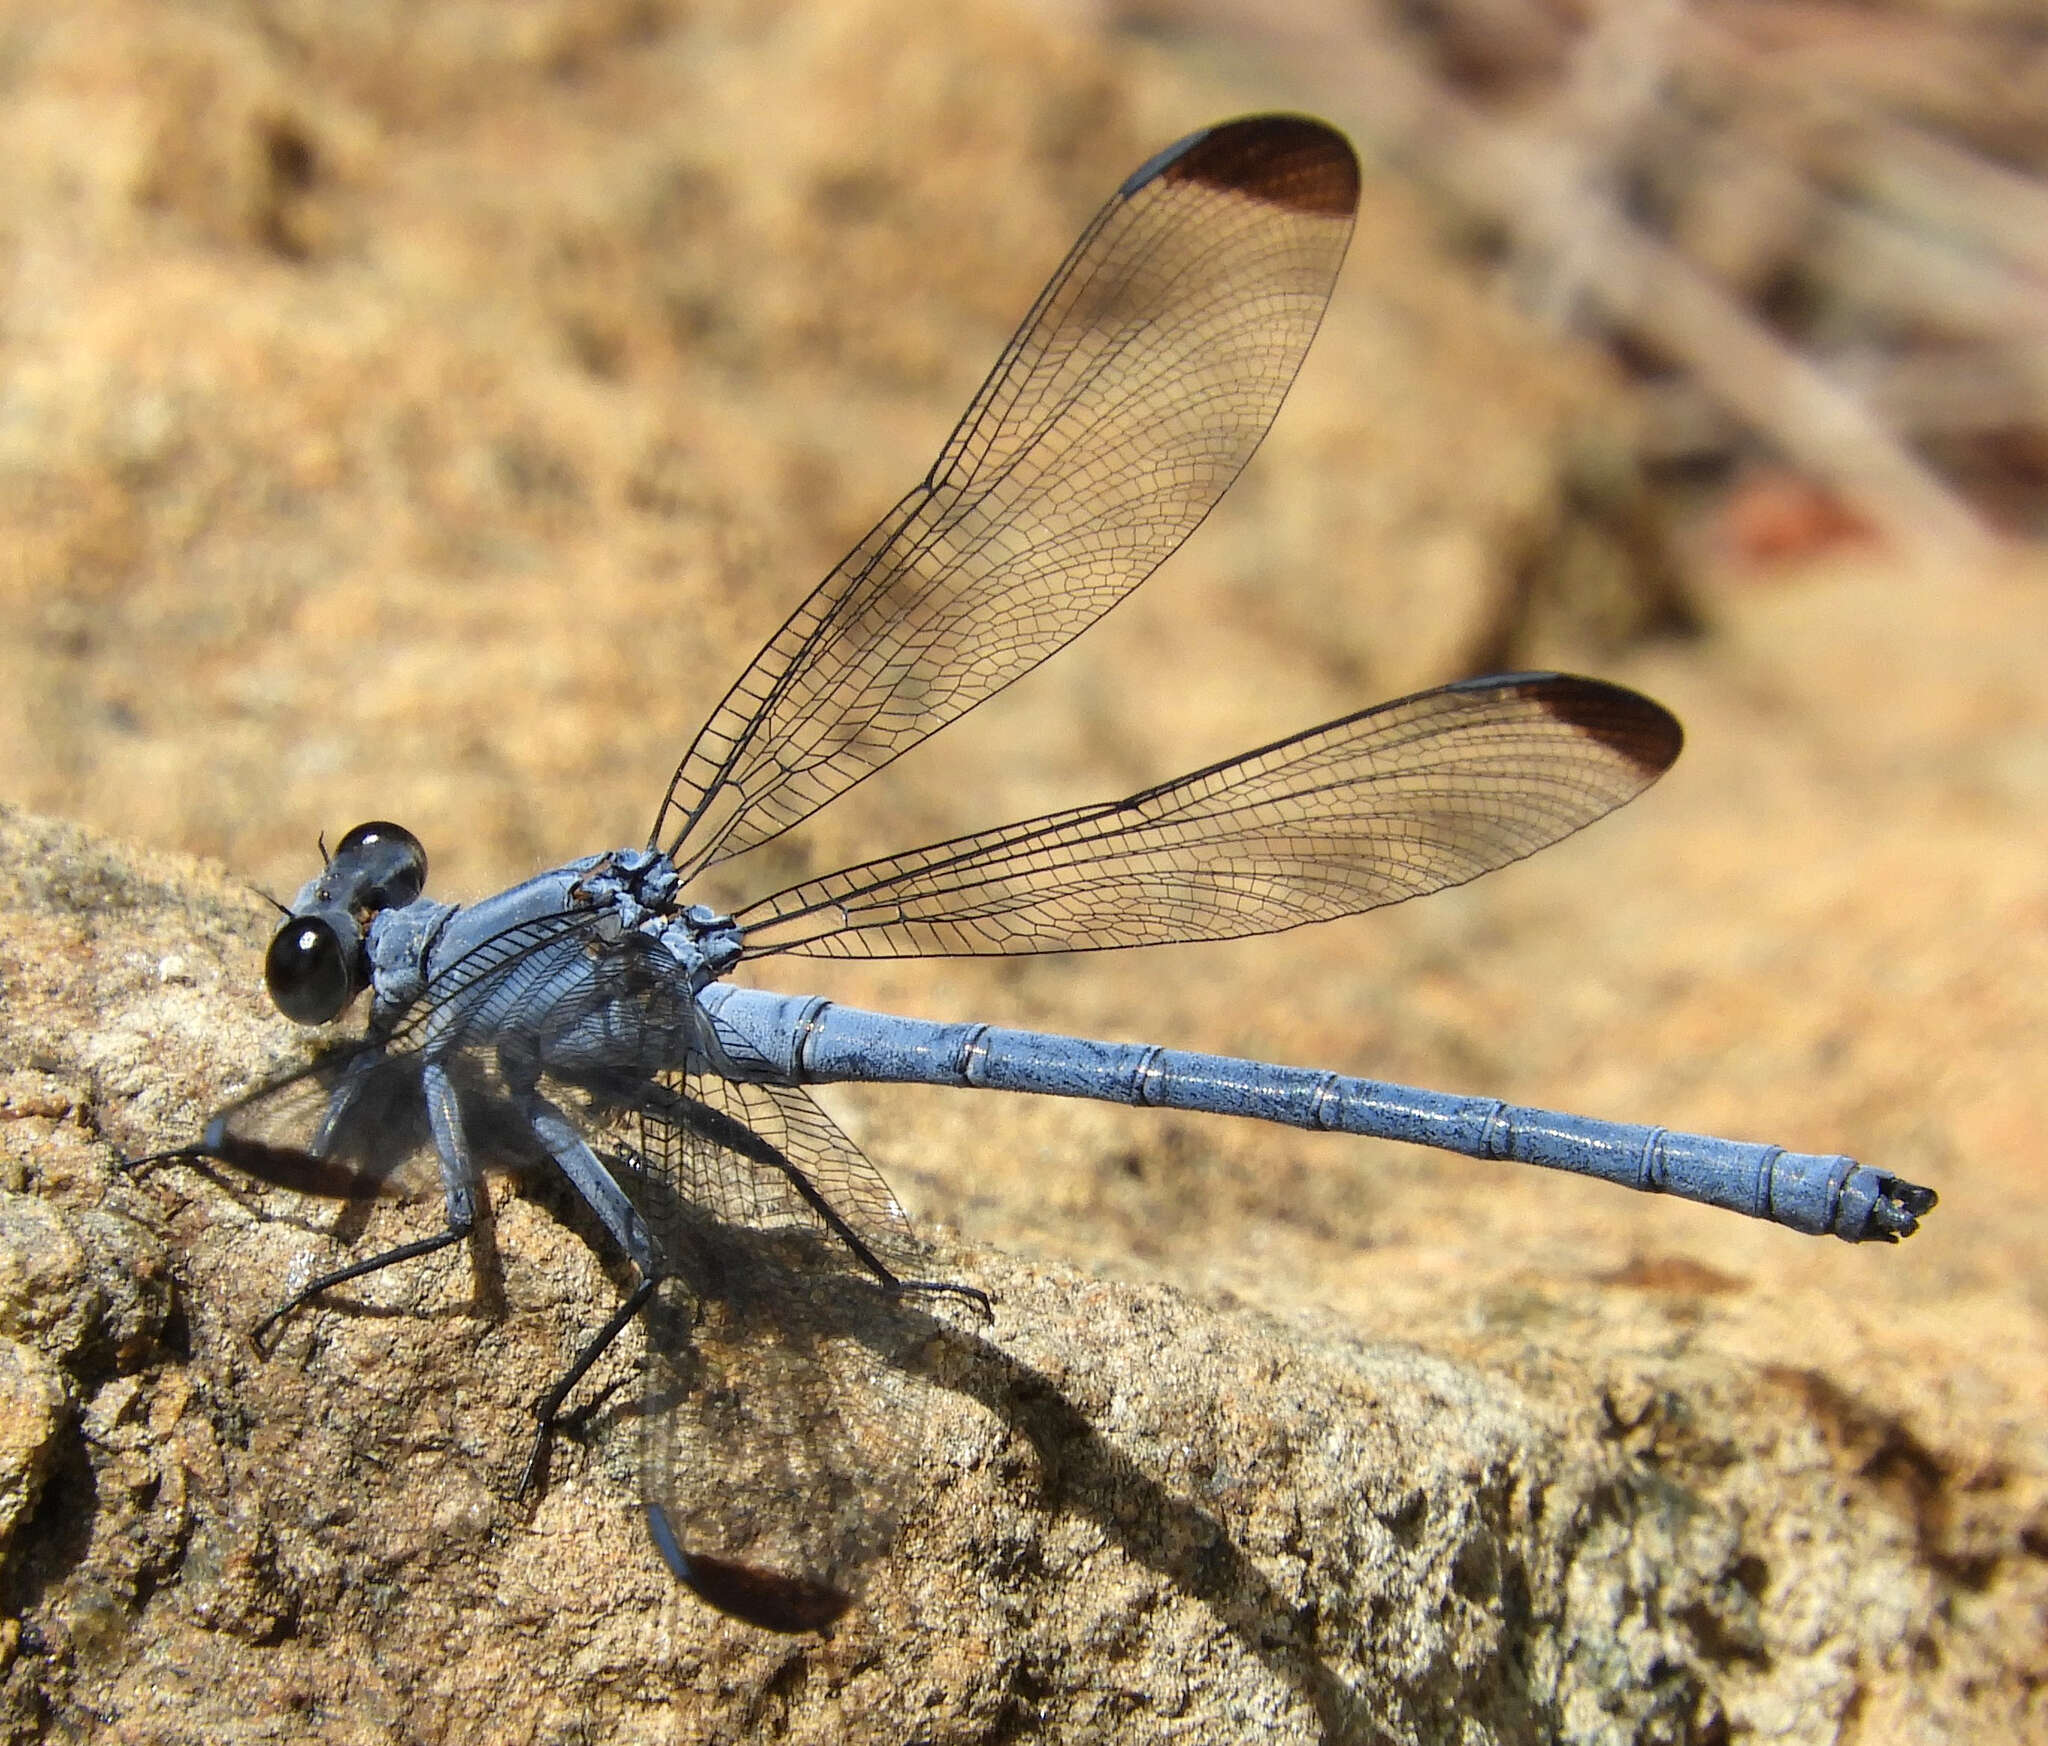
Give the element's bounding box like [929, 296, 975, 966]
[0, 801, 2038, 1744]
[0, 1338, 65, 1565]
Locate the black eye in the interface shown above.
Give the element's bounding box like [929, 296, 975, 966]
[264, 916, 356, 1025]
[333, 821, 428, 911]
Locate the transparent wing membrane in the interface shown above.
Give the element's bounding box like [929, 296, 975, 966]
[653, 117, 1360, 874]
[631, 1075, 954, 1631]
[736, 673, 1681, 958]
[594, 1072, 924, 1279]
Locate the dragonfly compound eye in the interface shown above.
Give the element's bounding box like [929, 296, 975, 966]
[264, 914, 360, 1025]
[332, 821, 428, 912]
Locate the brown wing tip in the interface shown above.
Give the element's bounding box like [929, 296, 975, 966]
[1127, 115, 1360, 219]
[648, 1503, 853, 1633]
[1518, 671, 1684, 780]
[677, 1552, 853, 1634]
[202, 1130, 384, 1200]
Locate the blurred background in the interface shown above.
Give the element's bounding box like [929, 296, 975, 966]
[0, 0, 2041, 1725]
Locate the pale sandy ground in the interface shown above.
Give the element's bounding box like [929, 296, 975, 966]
[0, 3, 2041, 1740]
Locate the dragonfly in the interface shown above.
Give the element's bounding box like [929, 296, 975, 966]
[140, 115, 1935, 1635]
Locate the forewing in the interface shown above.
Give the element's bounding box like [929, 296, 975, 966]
[653, 116, 1360, 873]
[188, 1044, 451, 1201]
[733, 673, 1683, 957]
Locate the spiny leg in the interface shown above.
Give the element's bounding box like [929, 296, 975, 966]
[516, 1274, 656, 1497]
[253, 1221, 472, 1353]
[125, 1146, 477, 1350]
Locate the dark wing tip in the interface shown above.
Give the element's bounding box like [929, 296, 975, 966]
[1498, 671, 1684, 781]
[1126, 114, 1360, 219]
[648, 1503, 852, 1633]
[198, 1131, 383, 1200]
[676, 1552, 853, 1635]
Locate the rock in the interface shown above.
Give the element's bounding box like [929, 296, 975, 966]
[0, 1194, 174, 1376]
[0, 802, 2039, 1742]
[0, 1339, 65, 1567]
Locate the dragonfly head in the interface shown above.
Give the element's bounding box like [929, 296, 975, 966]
[265, 821, 429, 1025]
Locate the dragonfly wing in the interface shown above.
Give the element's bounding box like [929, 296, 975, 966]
[182, 1043, 453, 1201]
[734, 672, 1683, 957]
[629, 1077, 954, 1630]
[630, 1074, 922, 1275]
[653, 116, 1359, 873]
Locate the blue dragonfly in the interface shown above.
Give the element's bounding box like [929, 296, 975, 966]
[146, 116, 1934, 1633]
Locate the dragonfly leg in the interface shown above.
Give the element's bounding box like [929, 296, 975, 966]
[253, 1059, 480, 1353]
[889, 1276, 994, 1321]
[251, 1222, 471, 1354]
[516, 1275, 655, 1498]
[514, 1089, 668, 1493]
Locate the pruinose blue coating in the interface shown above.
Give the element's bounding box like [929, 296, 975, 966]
[151, 115, 1935, 1636]
[693, 987, 1896, 1241]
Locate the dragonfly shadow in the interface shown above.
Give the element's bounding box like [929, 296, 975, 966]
[904, 1312, 1372, 1741]
[588, 1130, 1362, 1720]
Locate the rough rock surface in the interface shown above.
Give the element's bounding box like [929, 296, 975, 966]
[0, 804, 2037, 1745]
[0, 1, 2043, 1741]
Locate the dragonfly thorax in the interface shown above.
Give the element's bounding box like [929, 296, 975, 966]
[664, 902, 745, 986]
[571, 848, 743, 989]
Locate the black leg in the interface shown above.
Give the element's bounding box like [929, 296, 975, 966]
[890, 1276, 995, 1321]
[252, 1220, 471, 1353]
[518, 1274, 659, 1498]
[120, 1143, 208, 1173]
